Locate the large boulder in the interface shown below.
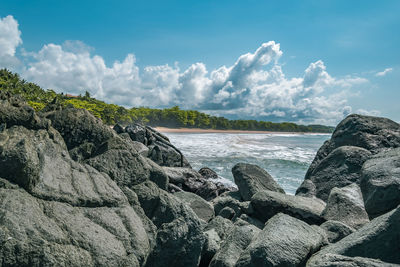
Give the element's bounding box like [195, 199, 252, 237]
[296, 146, 371, 201]
[307, 205, 400, 265]
[132, 181, 205, 267]
[236, 213, 327, 267]
[320, 220, 355, 243]
[321, 183, 369, 229]
[307, 253, 398, 267]
[124, 124, 191, 167]
[174, 191, 214, 222]
[305, 114, 400, 180]
[163, 167, 230, 200]
[360, 147, 400, 218]
[232, 163, 285, 201]
[209, 220, 260, 267]
[251, 190, 326, 225]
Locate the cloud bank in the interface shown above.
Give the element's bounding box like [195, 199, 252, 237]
[0, 15, 371, 125]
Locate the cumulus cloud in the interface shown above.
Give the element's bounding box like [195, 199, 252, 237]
[375, 68, 393, 77]
[0, 15, 22, 68]
[0, 15, 371, 125]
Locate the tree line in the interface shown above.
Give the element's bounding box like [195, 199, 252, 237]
[0, 69, 334, 133]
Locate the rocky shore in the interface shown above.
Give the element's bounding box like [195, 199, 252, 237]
[0, 92, 399, 266]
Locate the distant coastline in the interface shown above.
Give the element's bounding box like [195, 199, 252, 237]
[155, 127, 331, 134]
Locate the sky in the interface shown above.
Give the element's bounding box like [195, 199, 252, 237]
[0, 0, 399, 125]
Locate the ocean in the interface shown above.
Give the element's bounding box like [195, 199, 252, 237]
[163, 132, 331, 195]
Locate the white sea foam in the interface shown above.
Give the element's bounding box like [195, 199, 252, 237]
[165, 132, 330, 194]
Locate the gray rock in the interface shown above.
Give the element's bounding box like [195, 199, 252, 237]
[297, 146, 371, 201]
[0, 126, 127, 207]
[308, 205, 400, 265]
[320, 220, 355, 243]
[218, 207, 236, 220]
[204, 216, 235, 242]
[236, 213, 327, 267]
[0, 187, 150, 266]
[307, 253, 398, 267]
[251, 190, 326, 225]
[163, 167, 229, 200]
[305, 114, 400, 181]
[200, 228, 222, 267]
[132, 181, 205, 267]
[199, 167, 219, 179]
[212, 195, 250, 219]
[86, 136, 168, 190]
[174, 191, 215, 222]
[209, 222, 260, 267]
[322, 183, 369, 229]
[361, 148, 400, 218]
[232, 163, 285, 201]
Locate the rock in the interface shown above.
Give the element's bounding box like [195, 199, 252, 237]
[305, 114, 400, 181]
[199, 167, 219, 179]
[320, 220, 355, 243]
[361, 148, 400, 218]
[236, 213, 327, 267]
[212, 195, 251, 220]
[251, 190, 326, 225]
[44, 106, 116, 152]
[307, 253, 397, 267]
[174, 191, 215, 222]
[125, 123, 147, 144]
[200, 228, 222, 267]
[218, 207, 236, 220]
[321, 183, 369, 229]
[132, 181, 205, 267]
[86, 136, 168, 190]
[163, 167, 230, 200]
[232, 163, 285, 201]
[308, 205, 400, 265]
[209, 221, 260, 267]
[113, 123, 125, 134]
[0, 126, 127, 207]
[238, 214, 265, 229]
[0, 92, 50, 130]
[0, 186, 150, 266]
[204, 216, 235, 242]
[296, 146, 371, 201]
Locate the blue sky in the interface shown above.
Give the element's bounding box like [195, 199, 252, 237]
[0, 0, 399, 125]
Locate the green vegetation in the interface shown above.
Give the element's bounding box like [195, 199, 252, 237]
[0, 69, 334, 133]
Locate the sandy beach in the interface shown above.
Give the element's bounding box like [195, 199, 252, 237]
[154, 127, 321, 134]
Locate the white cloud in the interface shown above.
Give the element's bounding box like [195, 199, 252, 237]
[375, 68, 393, 77]
[0, 15, 22, 68]
[0, 15, 371, 125]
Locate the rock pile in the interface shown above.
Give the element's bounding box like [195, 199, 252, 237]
[0, 95, 399, 266]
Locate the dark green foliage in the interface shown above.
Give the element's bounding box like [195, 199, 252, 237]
[0, 69, 334, 132]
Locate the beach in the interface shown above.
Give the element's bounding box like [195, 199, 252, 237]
[154, 127, 317, 134]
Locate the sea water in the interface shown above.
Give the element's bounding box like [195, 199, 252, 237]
[163, 132, 331, 195]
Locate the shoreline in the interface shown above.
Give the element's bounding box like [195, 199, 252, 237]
[154, 127, 331, 134]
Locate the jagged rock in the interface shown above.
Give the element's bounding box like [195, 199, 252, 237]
[296, 146, 371, 201]
[132, 181, 205, 267]
[113, 123, 125, 134]
[307, 205, 400, 265]
[199, 167, 219, 179]
[163, 167, 229, 200]
[307, 253, 397, 267]
[321, 183, 369, 229]
[44, 106, 116, 152]
[86, 136, 168, 190]
[174, 191, 214, 222]
[200, 228, 221, 267]
[236, 213, 327, 267]
[204, 216, 235, 242]
[212, 195, 251, 220]
[361, 147, 400, 218]
[305, 114, 400, 181]
[218, 207, 236, 220]
[251, 190, 326, 225]
[320, 220, 355, 243]
[209, 221, 260, 267]
[232, 163, 285, 201]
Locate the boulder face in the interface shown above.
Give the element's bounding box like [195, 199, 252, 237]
[174, 191, 214, 222]
[360, 147, 400, 219]
[320, 220, 355, 243]
[321, 183, 369, 229]
[232, 163, 285, 201]
[251, 190, 326, 225]
[236, 213, 327, 267]
[308, 205, 400, 265]
[296, 146, 371, 201]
